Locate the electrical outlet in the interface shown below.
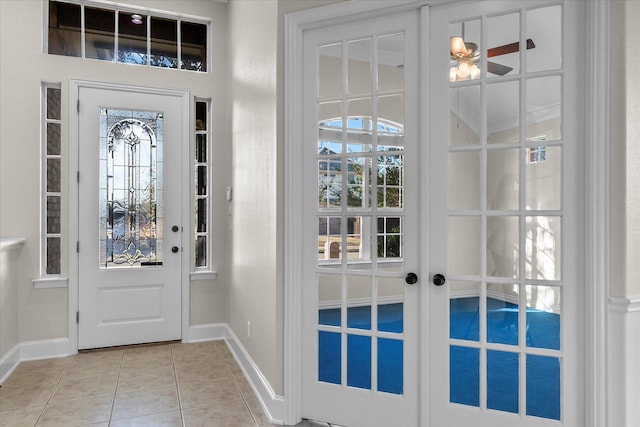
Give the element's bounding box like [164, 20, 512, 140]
[247, 321, 251, 338]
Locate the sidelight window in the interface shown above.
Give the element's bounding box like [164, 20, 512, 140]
[42, 83, 62, 276]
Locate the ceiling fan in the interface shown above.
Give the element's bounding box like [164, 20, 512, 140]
[449, 37, 536, 81]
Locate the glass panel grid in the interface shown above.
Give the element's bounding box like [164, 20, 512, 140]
[447, 6, 564, 421]
[42, 84, 62, 276]
[47, 1, 208, 73]
[194, 100, 210, 268]
[316, 32, 405, 397]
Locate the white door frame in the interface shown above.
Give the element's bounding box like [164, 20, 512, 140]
[283, 0, 610, 425]
[68, 79, 191, 353]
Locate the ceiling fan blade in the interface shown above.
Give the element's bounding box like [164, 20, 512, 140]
[487, 39, 535, 57]
[487, 61, 513, 76]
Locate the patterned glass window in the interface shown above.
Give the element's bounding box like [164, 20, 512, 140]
[99, 110, 164, 268]
[43, 83, 62, 275]
[194, 99, 210, 268]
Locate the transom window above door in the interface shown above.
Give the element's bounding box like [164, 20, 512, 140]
[47, 0, 208, 72]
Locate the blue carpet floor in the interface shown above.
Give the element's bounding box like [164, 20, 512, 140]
[319, 298, 560, 420]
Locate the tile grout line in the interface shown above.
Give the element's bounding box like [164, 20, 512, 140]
[33, 356, 74, 427]
[106, 350, 125, 426]
[171, 343, 188, 427]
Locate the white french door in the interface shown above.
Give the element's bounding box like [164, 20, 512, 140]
[428, 1, 584, 426]
[76, 83, 187, 350]
[298, 0, 584, 426]
[301, 11, 420, 427]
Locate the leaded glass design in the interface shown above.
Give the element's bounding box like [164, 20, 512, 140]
[99, 110, 163, 268]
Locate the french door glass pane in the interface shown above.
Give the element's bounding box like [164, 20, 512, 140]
[487, 13, 520, 78]
[527, 6, 562, 73]
[487, 350, 519, 413]
[316, 30, 406, 397]
[447, 5, 564, 420]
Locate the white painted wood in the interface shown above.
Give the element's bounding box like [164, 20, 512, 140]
[0, 238, 26, 249]
[75, 83, 186, 349]
[32, 277, 68, 289]
[608, 299, 640, 427]
[584, 0, 611, 425]
[300, 10, 420, 427]
[0, 344, 20, 384]
[286, 0, 604, 426]
[428, 1, 585, 425]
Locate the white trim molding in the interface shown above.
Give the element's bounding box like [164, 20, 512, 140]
[0, 344, 21, 384]
[0, 339, 72, 385]
[285, 1, 610, 426]
[608, 298, 640, 427]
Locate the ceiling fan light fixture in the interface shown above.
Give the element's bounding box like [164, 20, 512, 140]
[469, 63, 481, 79]
[456, 61, 471, 78]
[450, 36, 466, 57]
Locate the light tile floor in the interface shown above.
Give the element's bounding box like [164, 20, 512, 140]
[0, 340, 289, 427]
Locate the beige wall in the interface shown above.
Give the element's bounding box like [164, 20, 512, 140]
[610, 0, 640, 298]
[0, 0, 230, 349]
[225, 0, 346, 396]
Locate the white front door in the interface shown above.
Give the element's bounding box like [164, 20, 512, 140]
[301, 11, 420, 427]
[76, 84, 186, 350]
[299, 1, 584, 426]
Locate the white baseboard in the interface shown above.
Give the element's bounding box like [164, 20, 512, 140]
[224, 327, 286, 425]
[184, 323, 230, 343]
[1, 338, 72, 385]
[185, 323, 285, 424]
[19, 338, 72, 361]
[607, 297, 640, 427]
[0, 344, 21, 384]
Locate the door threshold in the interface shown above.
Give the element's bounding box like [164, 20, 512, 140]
[78, 340, 182, 353]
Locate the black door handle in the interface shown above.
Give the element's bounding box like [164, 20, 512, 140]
[172, 225, 179, 232]
[405, 272, 418, 285]
[433, 273, 446, 286]
[171, 246, 179, 253]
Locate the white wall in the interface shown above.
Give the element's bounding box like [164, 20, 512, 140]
[0, 0, 230, 352]
[227, 0, 280, 394]
[610, 0, 640, 299]
[225, 0, 346, 397]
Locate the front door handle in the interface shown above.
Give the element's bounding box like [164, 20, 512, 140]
[171, 246, 179, 253]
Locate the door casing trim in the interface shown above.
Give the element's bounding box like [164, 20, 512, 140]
[68, 80, 190, 353]
[283, 1, 609, 426]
